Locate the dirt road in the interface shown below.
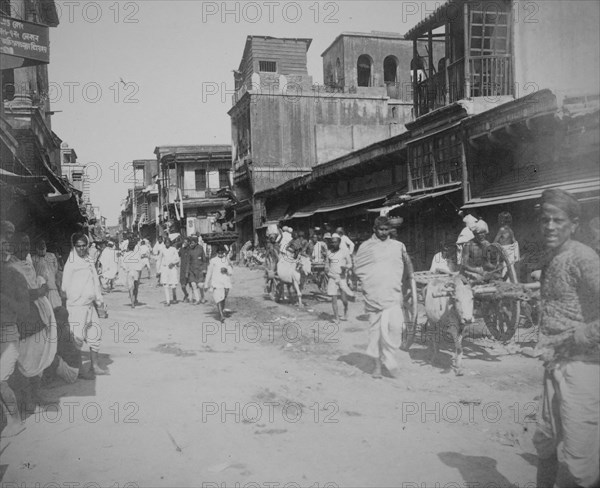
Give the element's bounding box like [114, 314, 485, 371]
[1, 265, 543, 487]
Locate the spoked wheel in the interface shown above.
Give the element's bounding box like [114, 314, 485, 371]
[481, 243, 521, 342]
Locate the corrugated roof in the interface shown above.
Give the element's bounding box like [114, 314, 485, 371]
[463, 163, 600, 209]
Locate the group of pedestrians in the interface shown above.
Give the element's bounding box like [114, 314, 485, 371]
[1, 223, 109, 438]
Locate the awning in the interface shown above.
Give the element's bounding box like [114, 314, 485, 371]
[463, 163, 600, 209]
[0, 168, 54, 194]
[266, 200, 291, 221]
[385, 184, 461, 206]
[288, 183, 404, 219]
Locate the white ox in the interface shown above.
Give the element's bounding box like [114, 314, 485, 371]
[275, 254, 311, 306]
[424, 275, 474, 376]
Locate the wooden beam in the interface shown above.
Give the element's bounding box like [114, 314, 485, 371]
[413, 39, 418, 118]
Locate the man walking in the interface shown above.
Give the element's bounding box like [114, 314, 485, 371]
[187, 236, 207, 304]
[326, 233, 352, 323]
[533, 189, 599, 488]
[179, 237, 191, 303]
[355, 216, 417, 379]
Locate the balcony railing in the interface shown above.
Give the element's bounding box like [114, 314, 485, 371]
[168, 188, 227, 200]
[416, 54, 512, 117]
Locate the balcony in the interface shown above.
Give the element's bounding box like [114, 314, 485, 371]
[416, 54, 512, 116]
[168, 188, 225, 201]
[406, 0, 514, 118]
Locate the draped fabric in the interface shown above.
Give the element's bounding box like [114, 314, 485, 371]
[8, 256, 57, 377]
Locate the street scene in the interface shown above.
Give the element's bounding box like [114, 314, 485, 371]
[1, 1, 599, 487]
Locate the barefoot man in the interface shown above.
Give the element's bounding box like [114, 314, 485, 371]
[355, 216, 417, 378]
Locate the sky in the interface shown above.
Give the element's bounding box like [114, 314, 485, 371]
[47, 0, 440, 225]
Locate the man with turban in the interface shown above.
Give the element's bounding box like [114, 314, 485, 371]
[355, 216, 417, 379]
[459, 218, 500, 282]
[533, 188, 599, 488]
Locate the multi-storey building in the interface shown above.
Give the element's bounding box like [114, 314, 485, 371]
[258, 1, 599, 272]
[229, 34, 420, 242]
[1, 0, 86, 255]
[155, 145, 233, 237]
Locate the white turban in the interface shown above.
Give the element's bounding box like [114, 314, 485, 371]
[472, 220, 489, 234]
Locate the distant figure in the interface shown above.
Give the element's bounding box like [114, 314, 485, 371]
[159, 238, 180, 306]
[122, 239, 144, 309]
[205, 245, 233, 323]
[153, 236, 166, 287]
[179, 237, 191, 303]
[493, 211, 520, 278]
[187, 236, 207, 304]
[136, 238, 152, 280]
[326, 233, 353, 324]
[98, 241, 118, 291]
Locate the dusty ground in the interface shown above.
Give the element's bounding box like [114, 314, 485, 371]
[1, 264, 544, 488]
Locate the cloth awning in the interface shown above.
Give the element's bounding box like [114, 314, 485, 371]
[288, 183, 403, 219]
[463, 163, 600, 209]
[0, 168, 54, 194]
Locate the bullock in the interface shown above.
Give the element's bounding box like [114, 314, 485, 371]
[275, 253, 310, 306]
[423, 275, 474, 376]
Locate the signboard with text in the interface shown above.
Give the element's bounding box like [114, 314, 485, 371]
[0, 15, 50, 66]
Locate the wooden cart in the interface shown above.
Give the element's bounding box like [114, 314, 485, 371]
[414, 243, 540, 342]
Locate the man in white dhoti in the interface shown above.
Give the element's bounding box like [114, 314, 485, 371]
[355, 216, 417, 378]
[62, 233, 108, 378]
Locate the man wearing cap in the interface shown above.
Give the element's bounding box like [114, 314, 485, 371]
[355, 216, 417, 378]
[533, 188, 599, 488]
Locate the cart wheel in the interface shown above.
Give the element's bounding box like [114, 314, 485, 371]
[483, 243, 521, 342]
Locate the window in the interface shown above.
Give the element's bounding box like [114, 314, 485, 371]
[2, 69, 15, 101]
[71, 172, 82, 182]
[258, 60, 277, 73]
[357, 55, 372, 87]
[219, 169, 230, 188]
[409, 131, 462, 190]
[195, 169, 206, 191]
[134, 167, 145, 187]
[383, 56, 398, 83]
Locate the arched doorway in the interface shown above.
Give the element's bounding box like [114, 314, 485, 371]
[357, 55, 372, 87]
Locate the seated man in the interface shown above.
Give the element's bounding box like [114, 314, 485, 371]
[460, 220, 503, 282]
[430, 240, 459, 274]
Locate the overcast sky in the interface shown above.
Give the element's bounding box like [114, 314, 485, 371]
[47, 0, 438, 225]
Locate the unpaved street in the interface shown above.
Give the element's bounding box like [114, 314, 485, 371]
[1, 265, 543, 487]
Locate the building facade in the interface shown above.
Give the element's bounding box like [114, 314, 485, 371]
[229, 34, 418, 242]
[257, 0, 599, 272]
[1, 0, 86, 258]
[155, 145, 233, 238]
